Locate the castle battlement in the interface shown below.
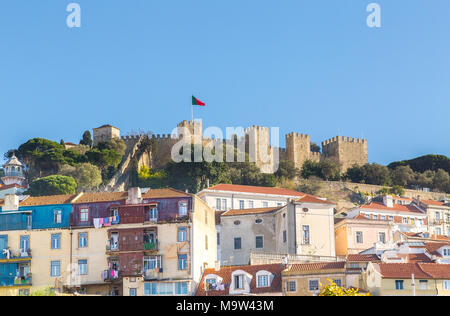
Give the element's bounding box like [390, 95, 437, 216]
[322, 136, 367, 146]
[286, 132, 310, 139]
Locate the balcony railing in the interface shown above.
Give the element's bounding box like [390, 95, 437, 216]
[143, 241, 158, 251]
[102, 269, 119, 282]
[106, 241, 119, 252]
[0, 274, 32, 287]
[0, 249, 32, 260]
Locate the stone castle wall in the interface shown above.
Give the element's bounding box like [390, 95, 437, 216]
[97, 120, 368, 174]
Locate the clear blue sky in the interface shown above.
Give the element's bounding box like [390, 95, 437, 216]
[1, 1, 449, 165]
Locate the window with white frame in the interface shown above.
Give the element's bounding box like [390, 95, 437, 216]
[78, 260, 87, 275]
[216, 198, 221, 210]
[149, 207, 158, 221]
[80, 208, 89, 222]
[179, 201, 188, 216]
[54, 210, 62, 224]
[379, 232, 386, 244]
[262, 202, 268, 207]
[221, 199, 227, 211]
[248, 200, 254, 208]
[356, 231, 363, 244]
[239, 200, 244, 209]
[419, 280, 428, 290]
[308, 279, 319, 291]
[233, 274, 244, 289]
[436, 227, 442, 235]
[257, 275, 268, 287]
[302, 225, 310, 245]
[444, 280, 450, 290]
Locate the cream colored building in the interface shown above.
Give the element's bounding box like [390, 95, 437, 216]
[363, 262, 450, 296]
[219, 192, 336, 266]
[412, 198, 450, 237]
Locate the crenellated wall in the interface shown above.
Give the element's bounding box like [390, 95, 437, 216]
[96, 121, 368, 176]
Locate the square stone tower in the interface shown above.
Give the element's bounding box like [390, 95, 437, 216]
[321, 136, 368, 173]
[93, 124, 121, 146]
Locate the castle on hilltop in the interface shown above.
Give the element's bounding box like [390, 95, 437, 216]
[93, 120, 368, 180]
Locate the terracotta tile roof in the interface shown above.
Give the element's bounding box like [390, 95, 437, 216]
[0, 184, 27, 191]
[424, 242, 450, 256]
[142, 188, 190, 199]
[19, 194, 77, 206]
[221, 206, 284, 217]
[418, 263, 450, 279]
[347, 254, 380, 262]
[196, 264, 283, 296]
[375, 263, 432, 279]
[360, 202, 424, 215]
[73, 191, 128, 204]
[397, 253, 433, 263]
[205, 184, 305, 197]
[296, 195, 334, 205]
[419, 199, 447, 207]
[287, 261, 346, 273]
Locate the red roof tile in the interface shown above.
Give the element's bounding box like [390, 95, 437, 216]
[419, 199, 447, 207]
[296, 195, 334, 205]
[360, 202, 424, 215]
[418, 263, 450, 279]
[205, 184, 305, 197]
[288, 261, 346, 272]
[375, 263, 431, 279]
[424, 242, 450, 257]
[347, 254, 380, 262]
[221, 206, 283, 217]
[196, 264, 283, 296]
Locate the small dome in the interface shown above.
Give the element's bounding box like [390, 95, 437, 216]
[3, 154, 23, 168]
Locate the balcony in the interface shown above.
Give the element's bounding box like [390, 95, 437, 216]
[106, 241, 119, 252]
[143, 268, 163, 280]
[144, 241, 158, 251]
[0, 249, 32, 262]
[0, 273, 32, 287]
[102, 269, 119, 282]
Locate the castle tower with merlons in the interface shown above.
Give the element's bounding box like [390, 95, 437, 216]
[94, 120, 368, 174]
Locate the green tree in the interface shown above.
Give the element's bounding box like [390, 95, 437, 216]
[310, 143, 321, 153]
[432, 169, 450, 192]
[319, 159, 340, 181]
[360, 163, 392, 186]
[80, 130, 93, 147]
[59, 163, 102, 190]
[300, 160, 322, 179]
[274, 160, 299, 180]
[390, 165, 415, 187]
[345, 164, 364, 183]
[27, 175, 77, 196]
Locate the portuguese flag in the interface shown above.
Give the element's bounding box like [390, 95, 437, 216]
[192, 95, 206, 106]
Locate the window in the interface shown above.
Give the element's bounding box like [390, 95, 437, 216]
[234, 237, 242, 250]
[419, 280, 428, 290]
[80, 208, 89, 222]
[221, 199, 227, 211]
[234, 275, 244, 289]
[262, 202, 268, 207]
[149, 207, 158, 221]
[255, 236, 263, 249]
[436, 227, 442, 235]
[373, 215, 378, 220]
[257, 275, 268, 287]
[435, 212, 440, 221]
[216, 198, 221, 210]
[402, 217, 408, 224]
[78, 233, 88, 248]
[388, 216, 394, 221]
[395, 280, 404, 290]
[51, 261, 60, 277]
[111, 208, 119, 217]
[248, 201, 254, 208]
[26, 214, 32, 230]
[51, 234, 61, 250]
[333, 279, 342, 287]
[444, 249, 450, 257]
[364, 214, 370, 219]
[356, 231, 363, 244]
[178, 227, 187, 242]
[277, 203, 282, 206]
[234, 220, 241, 225]
[287, 281, 296, 292]
[129, 288, 137, 296]
[54, 210, 62, 224]
[255, 218, 263, 224]
[178, 254, 187, 270]
[18, 289, 29, 296]
[444, 280, 450, 290]
[175, 282, 188, 295]
[380, 215, 386, 220]
[302, 225, 310, 245]
[379, 232, 386, 244]
[179, 201, 188, 216]
[308, 279, 319, 291]
[78, 260, 87, 275]
[239, 200, 244, 209]
[283, 230, 287, 243]
[20, 235, 29, 253]
[144, 256, 162, 270]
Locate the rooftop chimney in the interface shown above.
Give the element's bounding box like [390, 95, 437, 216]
[3, 194, 19, 211]
[383, 195, 393, 208]
[126, 187, 142, 205]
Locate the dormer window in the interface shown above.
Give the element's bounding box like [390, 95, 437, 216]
[233, 274, 244, 289]
[443, 248, 450, 257]
[256, 270, 273, 288]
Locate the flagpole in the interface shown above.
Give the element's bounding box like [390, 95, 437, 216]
[191, 95, 194, 122]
